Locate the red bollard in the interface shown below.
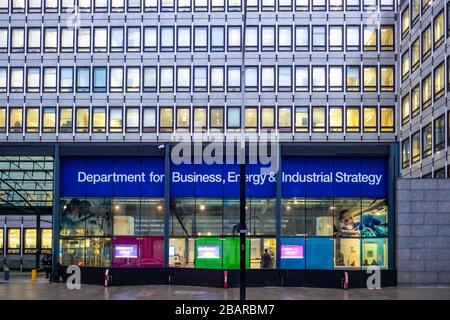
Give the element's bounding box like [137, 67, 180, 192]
[224, 270, 228, 289]
[343, 271, 349, 289]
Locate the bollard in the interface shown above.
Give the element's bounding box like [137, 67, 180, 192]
[104, 269, 109, 287]
[224, 270, 228, 289]
[31, 269, 37, 282]
[4, 266, 9, 281]
[343, 271, 349, 290]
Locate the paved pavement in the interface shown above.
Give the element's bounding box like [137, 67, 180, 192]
[1, 272, 450, 300]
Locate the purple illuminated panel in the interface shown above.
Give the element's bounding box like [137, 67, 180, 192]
[281, 245, 304, 259]
[197, 245, 220, 259]
[115, 244, 138, 258]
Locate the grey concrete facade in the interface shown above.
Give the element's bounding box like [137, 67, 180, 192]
[397, 178, 450, 285]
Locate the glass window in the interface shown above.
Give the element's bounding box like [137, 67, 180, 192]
[422, 123, 432, 158]
[178, 0, 191, 11]
[144, 0, 157, 10]
[278, 66, 292, 91]
[401, 6, 410, 37]
[227, 107, 240, 129]
[278, 26, 292, 51]
[43, 67, 57, 92]
[329, 0, 342, 10]
[402, 51, 410, 81]
[261, 107, 274, 129]
[128, 0, 141, 11]
[328, 107, 342, 132]
[0, 28, 7, 52]
[312, 66, 325, 92]
[193, 66, 207, 92]
[77, 28, 91, 52]
[11, 28, 25, 52]
[144, 27, 157, 52]
[126, 67, 140, 92]
[175, 67, 190, 92]
[402, 138, 410, 168]
[126, 107, 140, 133]
[160, 27, 174, 51]
[160, 107, 173, 132]
[76, 107, 89, 133]
[411, 38, 420, 71]
[210, 26, 225, 51]
[27, 28, 41, 53]
[109, 108, 123, 133]
[278, 107, 291, 131]
[160, 67, 174, 92]
[261, 66, 275, 91]
[381, 66, 394, 92]
[26, 107, 39, 133]
[0, 108, 6, 133]
[335, 238, 360, 268]
[60, 67, 73, 92]
[363, 66, 377, 92]
[127, 27, 141, 52]
[44, 0, 58, 11]
[76, 67, 90, 92]
[193, 107, 206, 132]
[295, 106, 308, 132]
[305, 198, 333, 236]
[434, 63, 445, 101]
[111, 0, 125, 11]
[44, 28, 57, 52]
[92, 107, 106, 133]
[380, 25, 394, 51]
[411, 0, 420, 23]
[296, 0, 309, 10]
[110, 27, 124, 52]
[110, 67, 124, 92]
[434, 116, 445, 152]
[434, 11, 444, 49]
[210, 107, 223, 131]
[245, 66, 258, 92]
[329, 26, 343, 51]
[295, 66, 309, 92]
[93, 67, 107, 92]
[210, 67, 224, 92]
[380, 107, 394, 133]
[312, 26, 326, 51]
[176, 107, 190, 131]
[363, 106, 377, 132]
[346, 66, 360, 92]
[177, 26, 191, 51]
[411, 85, 420, 117]
[9, 107, 23, 133]
[59, 107, 73, 133]
[312, 0, 325, 11]
[143, 67, 157, 92]
[363, 26, 377, 51]
[312, 106, 325, 132]
[227, 26, 241, 51]
[143, 107, 156, 132]
[346, 107, 360, 133]
[194, 26, 208, 51]
[262, 26, 275, 51]
[60, 28, 74, 52]
[12, 0, 25, 12]
[422, 25, 432, 60]
[27, 67, 40, 93]
[402, 94, 410, 124]
[346, 26, 360, 51]
[0, 67, 6, 92]
[245, 107, 258, 131]
[10, 67, 24, 92]
[422, 73, 432, 109]
[43, 107, 56, 133]
[7, 229, 21, 254]
[295, 26, 309, 51]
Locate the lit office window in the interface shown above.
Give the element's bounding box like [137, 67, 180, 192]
[210, 67, 224, 92]
[346, 26, 360, 51]
[10, 67, 24, 92]
[93, 67, 107, 92]
[178, 0, 192, 11]
[24, 229, 37, 253]
[329, 66, 343, 92]
[144, 0, 157, 11]
[176, 107, 190, 131]
[245, 107, 258, 131]
[434, 11, 444, 49]
[177, 67, 191, 92]
[346, 107, 360, 133]
[380, 107, 394, 133]
[27, 67, 40, 93]
[43, 67, 57, 92]
[59, 107, 73, 133]
[363, 106, 377, 132]
[161, 27, 174, 52]
[346, 66, 360, 92]
[434, 63, 445, 101]
[295, 26, 309, 51]
[160, 67, 174, 92]
[363, 66, 377, 92]
[60, 28, 74, 52]
[111, 0, 125, 11]
[261, 107, 275, 129]
[279, 0, 292, 11]
[262, 26, 275, 51]
[401, 51, 409, 82]
[278, 107, 291, 132]
[143, 67, 157, 92]
[422, 25, 431, 60]
[110, 27, 124, 52]
[422, 124, 432, 158]
[278, 26, 292, 51]
[9, 107, 23, 133]
[245, 67, 258, 92]
[144, 27, 157, 52]
[210, 26, 225, 51]
[127, 27, 141, 52]
[126, 67, 140, 92]
[411, 85, 420, 118]
[0, 67, 5, 92]
[0, 28, 7, 52]
[380, 25, 394, 51]
[411, 0, 420, 23]
[194, 26, 208, 51]
[29, 0, 42, 12]
[76, 108, 89, 133]
[76, 67, 90, 92]
[44, 28, 57, 52]
[295, 106, 308, 132]
[43, 107, 56, 133]
[312, 66, 325, 92]
[261, 67, 275, 91]
[363, 26, 377, 51]
[193, 67, 207, 92]
[7, 229, 21, 254]
[143, 107, 156, 133]
[262, 0, 275, 11]
[77, 28, 91, 52]
[278, 66, 292, 92]
[227, 66, 241, 92]
[434, 116, 445, 152]
[0, 108, 6, 133]
[11, 28, 25, 53]
[126, 107, 140, 133]
[312, 26, 326, 51]
[210, 107, 223, 132]
[44, 0, 58, 12]
[422, 73, 432, 109]
[193, 107, 206, 132]
[109, 107, 123, 133]
[402, 138, 410, 168]
[26, 107, 39, 133]
[228, 26, 241, 51]
[27, 28, 41, 53]
[401, 5, 410, 37]
[329, 107, 343, 132]
[329, 26, 343, 51]
[312, 106, 325, 132]
[296, 0, 309, 11]
[92, 107, 106, 132]
[79, 0, 92, 11]
[160, 107, 173, 132]
[227, 107, 240, 130]
[295, 66, 309, 92]
[411, 38, 420, 72]
[12, 0, 25, 12]
[402, 94, 410, 125]
[329, 0, 342, 11]
[177, 27, 191, 52]
[410, 132, 419, 162]
[110, 67, 124, 92]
